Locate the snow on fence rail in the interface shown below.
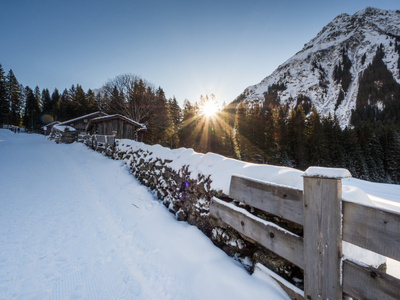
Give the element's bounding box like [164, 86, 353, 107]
[210, 168, 400, 300]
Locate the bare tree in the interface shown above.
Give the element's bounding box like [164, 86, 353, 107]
[101, 74, 156, 125]
[100, 74, 173, 145]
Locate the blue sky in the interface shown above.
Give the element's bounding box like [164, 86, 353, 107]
[0, 0, 398, 107]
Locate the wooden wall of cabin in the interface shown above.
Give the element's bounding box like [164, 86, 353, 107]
[89, 119, 140, 141]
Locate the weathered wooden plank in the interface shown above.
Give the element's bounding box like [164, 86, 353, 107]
[105, 135, 115, 145]
[343, 259, 400, 300]
[303, 176, 342, 300]
[229, 175, 304, 225]
[210, 197, 304, 269]
[343, 201, 400, 262]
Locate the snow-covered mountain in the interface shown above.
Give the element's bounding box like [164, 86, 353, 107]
[241, 7, 400, 127]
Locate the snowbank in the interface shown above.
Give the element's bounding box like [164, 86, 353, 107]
[117, 140, 304, 195]
[117, 139, 400, 212]
[114, 140, 400, 270]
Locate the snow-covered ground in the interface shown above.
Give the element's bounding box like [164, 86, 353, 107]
[0, 129, 289, 300]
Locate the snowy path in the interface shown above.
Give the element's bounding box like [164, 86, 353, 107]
[0, 130, 288, 300]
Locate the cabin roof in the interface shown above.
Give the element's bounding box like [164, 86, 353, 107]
[41, 121, 60, 129]
[46, 121, 61, 126]
[53, 125, 76, 132]
[59, 111, 107, 125]
[89, 114, 147, 130]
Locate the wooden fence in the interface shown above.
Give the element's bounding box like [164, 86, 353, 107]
[78, 134, 115, 155]
[210, 168, 400, 300]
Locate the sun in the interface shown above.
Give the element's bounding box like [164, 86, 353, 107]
[200, 100, 220, 118]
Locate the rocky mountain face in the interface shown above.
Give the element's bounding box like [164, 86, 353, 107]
[240, 7, 400, 127]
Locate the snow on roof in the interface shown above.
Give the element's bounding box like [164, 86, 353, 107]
[46, 121, 61, 127]
[41, 121, 60, 129]
[53, 125, 76, 132]
[59, 111, 106, 125]
[90, 114, 146, 129]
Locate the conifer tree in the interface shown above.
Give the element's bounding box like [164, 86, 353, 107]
[41, 88, 52, 123]
[147, 87, 171, 146]
[58, 89, 73, 121]
[7, 70, 24, 126]
[246, 103, 266, 163]
[0, 64, 9, 127]
[167, 97, 181, 148]
[23, 86, 41, 131]
[380, 127, 400, 183]
[273, 105, 290, 165]
[72, 85, 86, 117]
[264, 107, 277, 163]
[233, 101, 249, 160]
[50, 88, 61, 121]
[287, 105, 307, 169]
[321, 113, 343, 167]
[218, 105, 236, 158]
[306, 106, 326, 166]
[86, 89, 98, 114]
[178, 100, 198, 149]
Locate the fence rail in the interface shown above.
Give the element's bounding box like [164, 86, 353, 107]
[343, 201, 400, 262]
[210, 168, 400, 300]
[78, 134, 116, 155]
[229, 175, 304, 225]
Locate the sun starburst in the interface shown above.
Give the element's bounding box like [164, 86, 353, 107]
[199, 96, 220, 118]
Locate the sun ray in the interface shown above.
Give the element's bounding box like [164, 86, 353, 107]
[199, 96, 220, 118]
[179, 97, 266, 157]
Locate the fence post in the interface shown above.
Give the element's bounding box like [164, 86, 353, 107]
[303, 167, 351, 300]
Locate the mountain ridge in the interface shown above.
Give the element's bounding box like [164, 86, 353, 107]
[240, 7, 400, 127]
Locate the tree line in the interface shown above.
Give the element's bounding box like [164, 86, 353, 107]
[0, 64, 99, 132]
[229, 101, 400, 184]
[0, 66, 182, 146]
[1, 58, 400, 184]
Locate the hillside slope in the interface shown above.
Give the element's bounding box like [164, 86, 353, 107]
[241, 7, 400, 127]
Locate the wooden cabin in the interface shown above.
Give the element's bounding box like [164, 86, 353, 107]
[58, 111, 107, 133]
[86, 114, 146, 141]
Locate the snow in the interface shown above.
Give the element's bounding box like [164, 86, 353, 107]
[303, 166, 352, 179]
[0, 129, 289, 299]
[53, 125, 76, 132]
[254, 263, 304, 298]
[58, 111, 104, 125]
[91, 114, 147, 130]
[212, 197, 301, 238]
[342, 243, 387, 269]
[117, 139, 305, 196]
[117, 139, 400, 213]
